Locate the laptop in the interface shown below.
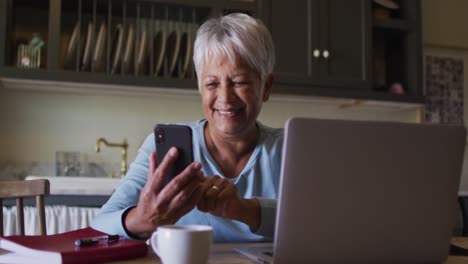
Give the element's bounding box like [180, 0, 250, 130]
[237, 117, 466, 263]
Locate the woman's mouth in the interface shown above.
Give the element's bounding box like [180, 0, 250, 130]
[215, 108, 242, 117]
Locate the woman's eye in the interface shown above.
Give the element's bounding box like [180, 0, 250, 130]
[205, 82, 217, 88]
[233, 81, 249, 87]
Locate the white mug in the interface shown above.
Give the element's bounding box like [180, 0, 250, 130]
[151, 225, 213, 264]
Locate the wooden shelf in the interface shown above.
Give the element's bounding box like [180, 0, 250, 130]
[0, 66, 198, 90]
[273, 81, 425, 104]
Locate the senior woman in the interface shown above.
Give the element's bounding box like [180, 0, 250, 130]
[91, 13, 283, 242]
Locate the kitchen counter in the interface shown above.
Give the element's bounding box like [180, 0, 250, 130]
[25, 176, 121, 195]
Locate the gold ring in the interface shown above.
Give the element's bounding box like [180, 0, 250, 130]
[211, 185, 220, 191]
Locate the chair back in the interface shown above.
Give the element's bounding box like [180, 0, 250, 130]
[0, 179, 50, 236]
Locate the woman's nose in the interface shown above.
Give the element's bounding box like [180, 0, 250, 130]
[217, 83, 236, 101]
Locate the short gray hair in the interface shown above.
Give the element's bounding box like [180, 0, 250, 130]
[193, 13, 275, 88]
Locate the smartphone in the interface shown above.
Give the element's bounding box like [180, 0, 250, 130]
[154, 124, 194, 185]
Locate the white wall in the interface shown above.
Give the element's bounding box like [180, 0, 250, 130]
[0, 84, 419, 178]
[422, 0, 468, 49]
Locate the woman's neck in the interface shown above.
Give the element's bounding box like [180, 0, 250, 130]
[204, 123, 259, 178]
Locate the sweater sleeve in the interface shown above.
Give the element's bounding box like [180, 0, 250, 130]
[90, 133, 154, 238]
[253, 197, 277, 238]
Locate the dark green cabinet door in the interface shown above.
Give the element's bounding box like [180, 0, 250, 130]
[319, 0, 370, 89]
[271, 0, 370, 90]
[270, 0, 319, 84]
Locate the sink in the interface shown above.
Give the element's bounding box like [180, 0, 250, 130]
[25, 176, 122, 196]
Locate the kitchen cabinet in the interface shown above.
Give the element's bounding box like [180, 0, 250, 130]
[270, 0, 423, 102]
[371, 0, 422, 100]
[0, 0, 422, 102]
[271, 0, 370, 91]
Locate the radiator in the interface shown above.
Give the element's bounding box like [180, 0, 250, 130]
[2, 205, 99, 235]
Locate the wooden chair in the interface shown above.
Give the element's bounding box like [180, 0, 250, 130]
[0, 179, 50, 236]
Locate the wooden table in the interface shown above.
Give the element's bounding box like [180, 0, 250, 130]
[448, 237, 468, 264]
[112, 243, 263, 264]
[112, 238, 468, 264]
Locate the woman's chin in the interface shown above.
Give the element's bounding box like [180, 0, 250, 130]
[217, 125, 243, 136]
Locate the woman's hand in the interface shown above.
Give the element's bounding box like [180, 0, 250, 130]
[125, 147, 204, 239]
[197, 176, 261, 231]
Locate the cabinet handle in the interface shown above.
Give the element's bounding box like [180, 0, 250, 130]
[313, 49, 321, 58]
[323, 50, 330, 59]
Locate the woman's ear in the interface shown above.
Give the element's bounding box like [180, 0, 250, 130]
[262, 74, 274, 102]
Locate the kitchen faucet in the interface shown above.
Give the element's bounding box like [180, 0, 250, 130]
[95, 137, 128, 178]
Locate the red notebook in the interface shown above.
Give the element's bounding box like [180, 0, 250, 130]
[0, 227, 148, 264]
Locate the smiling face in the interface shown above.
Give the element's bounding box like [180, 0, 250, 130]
[200, 54, 272, 139]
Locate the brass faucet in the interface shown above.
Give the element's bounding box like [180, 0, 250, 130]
[95, 137, 128, 178]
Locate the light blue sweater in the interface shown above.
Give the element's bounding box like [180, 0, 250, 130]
[91, 119, 283, 242]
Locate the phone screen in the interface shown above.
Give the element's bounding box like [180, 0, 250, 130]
[154, 124, 194, 185]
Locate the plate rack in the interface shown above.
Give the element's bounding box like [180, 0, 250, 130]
[60, 0, 212, 80]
